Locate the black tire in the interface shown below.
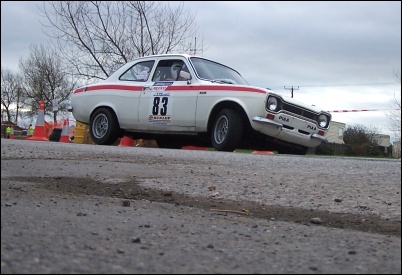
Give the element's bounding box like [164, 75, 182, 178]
[89, 108, 120, 145]
[211, 109, 243, 152]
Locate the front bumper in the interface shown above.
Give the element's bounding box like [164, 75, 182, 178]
[252, 115, 328, 147]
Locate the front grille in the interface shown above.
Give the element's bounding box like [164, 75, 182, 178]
[282, 102, 318, 122]
[266, 95, 331, 129]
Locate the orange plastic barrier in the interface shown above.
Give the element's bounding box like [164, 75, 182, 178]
[119, 136, 135, 147]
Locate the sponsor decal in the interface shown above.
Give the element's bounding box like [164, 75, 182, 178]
[153, 92, 171, 97]
[153, 81, 173, 86]
[148, 114, 172, 125]
[151, 86, 169, 92]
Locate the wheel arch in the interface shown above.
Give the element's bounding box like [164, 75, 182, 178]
[207, 100, 251, 134]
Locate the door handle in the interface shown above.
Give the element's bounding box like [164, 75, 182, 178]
[142, 85, 152, 91]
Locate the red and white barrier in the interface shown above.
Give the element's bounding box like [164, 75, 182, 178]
[327, 108, 396, 113]
[328, 109, 378, 113]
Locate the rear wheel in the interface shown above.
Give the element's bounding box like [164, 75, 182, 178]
[89, 108, 120, 145]
[211, 109, 243, 152]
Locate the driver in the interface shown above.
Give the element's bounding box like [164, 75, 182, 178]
[170, 62, 182, 80]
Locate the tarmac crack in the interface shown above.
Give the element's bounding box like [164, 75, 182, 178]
[6, 176, 401, 237]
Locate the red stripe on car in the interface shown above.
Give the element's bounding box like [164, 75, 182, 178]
[74, 84, 267, 94]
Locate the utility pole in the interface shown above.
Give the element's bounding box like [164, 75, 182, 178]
[189, 37, 197, 55]
[189, 37, 204, 56]
[284, 86, 299, 98]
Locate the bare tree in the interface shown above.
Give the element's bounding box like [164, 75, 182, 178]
[19, 44, 78, 122]
[386, 71, 401, 141]
[343, 124, 381, 146]
[39, 1, 203, 83]
[1, 67, 26, 124]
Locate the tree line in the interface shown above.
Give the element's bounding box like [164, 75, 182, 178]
[1, 1, 202, 125]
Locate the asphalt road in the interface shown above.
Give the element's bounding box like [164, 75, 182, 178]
[1, 139, 401, 274]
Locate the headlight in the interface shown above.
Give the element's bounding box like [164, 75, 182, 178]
[267, 96, 279, 111]
[318, 114, 329, 128]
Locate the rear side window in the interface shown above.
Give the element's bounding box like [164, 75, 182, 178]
[120, 60, 155, 82]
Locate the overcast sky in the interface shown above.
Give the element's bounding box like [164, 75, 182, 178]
[1, 1, 401, 141]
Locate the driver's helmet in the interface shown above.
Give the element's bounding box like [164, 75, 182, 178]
[171, 62, 182, 80]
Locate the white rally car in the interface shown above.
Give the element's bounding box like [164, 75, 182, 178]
[69, 54, 331, 154]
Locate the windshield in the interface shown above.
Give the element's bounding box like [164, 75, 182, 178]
[190, 57, 249, 85]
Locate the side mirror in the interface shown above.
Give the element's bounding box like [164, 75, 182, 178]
[179, 71, 191, 82]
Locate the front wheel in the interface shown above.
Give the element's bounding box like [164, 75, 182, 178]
[89, 108, 120, 145]
[211, 109, 243, 152]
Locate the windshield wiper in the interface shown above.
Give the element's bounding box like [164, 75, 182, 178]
[211, 79, 235, 84]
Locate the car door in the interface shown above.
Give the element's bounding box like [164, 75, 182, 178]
[115, 60, 155, 129]
[138, 58, 197, 132]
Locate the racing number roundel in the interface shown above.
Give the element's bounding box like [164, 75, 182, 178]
[148, 91, 172, 124]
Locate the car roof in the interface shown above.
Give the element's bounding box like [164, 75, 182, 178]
[128, 53, 210, 63]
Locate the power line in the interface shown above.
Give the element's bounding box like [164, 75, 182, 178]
[299, 82, 397, 87]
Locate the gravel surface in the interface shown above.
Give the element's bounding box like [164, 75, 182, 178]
[1, 139, 401, 274]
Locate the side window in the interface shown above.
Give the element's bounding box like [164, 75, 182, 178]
[119, 60, 154, 82]
[152, 59, 187, 82]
